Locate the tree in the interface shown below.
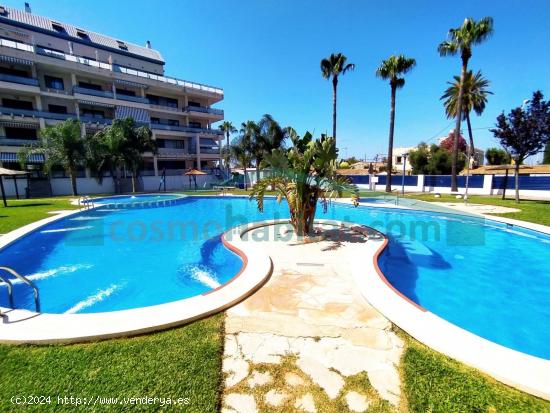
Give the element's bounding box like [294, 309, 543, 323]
[219, 121, 237, 174]
[440, 130, 467, 153]
[89, 118, 151, 194]
[320, 53, 355, 143]
[409, 143, 430, 174]
[376, 54, 416, 192]
[438, 17, 494, 191]
[339, 161, 350, 169]
[229, 133, 253, 190]
[543, 142, 550, 164]
[441, 70, 493, 158]
[20, 119, 85, 196]
[253, 114, 287, 181]
[409, 143, 465, 175]
[250, 132, 358, 237]
[485, 147, 510, 165]
[491, 91, 550, 203]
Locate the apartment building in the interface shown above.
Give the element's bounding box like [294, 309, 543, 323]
[0, 3, 224, 181]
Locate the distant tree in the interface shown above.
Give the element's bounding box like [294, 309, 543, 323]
[19, 119, 85, 196]
[491, 91, 550, 203]
[409, 143, 430, 174]
[320, 53, 355, 143]
[485, 147, 511, 165]
[219, 121, 237, 174]
[229, 133, 254, 190]
[438, 17, 494, 191]
[543, 142, 550, 164]
[440, 130, 467, 153]
[409, 142, 465, 175]
[441, 70, 492, 161]
[376, 54, 416, 192]
[339, 161, 350, 169]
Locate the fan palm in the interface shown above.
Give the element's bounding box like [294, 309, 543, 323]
[438, 16, 494, 191]
[229, 129, 254, 190]
[219, 121, 237, 174]
[376, 55, 416, 192]
[320, 53, 355, 142]
[441, 70, 492, 158]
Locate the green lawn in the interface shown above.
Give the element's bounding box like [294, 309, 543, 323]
[0, 315, 224, 412]
[0, 197, 79, 234]
[404, 193, 550, 226]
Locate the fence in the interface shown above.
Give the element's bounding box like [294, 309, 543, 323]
[343, 173, 550, 199]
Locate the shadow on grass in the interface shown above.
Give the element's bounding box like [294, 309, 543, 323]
[4, 203, 53, 208]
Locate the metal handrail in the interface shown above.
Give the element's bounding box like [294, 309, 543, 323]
[0, 266, 40, 312]
[0, 273, 14, 309]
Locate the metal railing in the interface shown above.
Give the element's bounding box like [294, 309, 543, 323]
[151, 123, 223, 135]
[78, 196, 95, 210]
[183, 106, 224, 116]
[0, 106, 41, 117]
[73, 86, 114, 99]
[0, 137, 38, 146]
[0, 73, 39, 86]
[0, 39, 223, 96]
[79, 115, 113, 125]
[116, 94, 149, 104]
[0, 266, 40, 312]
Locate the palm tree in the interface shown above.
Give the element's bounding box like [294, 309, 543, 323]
[123, 120, 157, 193]
[438, 17, 494, 191]
[229, 131, 254, 190]
[250, 132, 358, 237]
[376, 55, 416, 192]
[441, 70, 493, 159]
[252, 114, 287, 181]
[320, 53, 355, 142]
[20, 119, 85, 196]
[219, 121, 237, 175]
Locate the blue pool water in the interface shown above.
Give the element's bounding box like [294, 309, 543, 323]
[0, 197, 549, 360]
[88, 194, 182, 205]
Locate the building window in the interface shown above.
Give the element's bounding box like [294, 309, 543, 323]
[167, 119, 179, 126]
[48, 104, 68, 114]
[44, 75, 64, 90]
[2, 98, 33, 110]
[189, 121, 202, 129]
[76, 30, 90, 41]
[51, 22, 66, 34]
[81, 109, 104, 119]
[188, 101, 201, 107]
[150, 117, 160, 124]
[0, 66, 29, 77]
[396, 156, 402, 164]
[78, 81, 102, 91]
[116, 88, 136, 97]
[5, 127, 37, 140]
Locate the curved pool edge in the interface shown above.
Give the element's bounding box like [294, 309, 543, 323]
[0, 219, 272, 344]
[352, 229, 550, 401]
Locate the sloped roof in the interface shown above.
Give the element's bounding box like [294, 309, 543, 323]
[0, 6, 164, 63]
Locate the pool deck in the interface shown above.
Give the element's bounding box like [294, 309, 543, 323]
[222, 220, 404, 412]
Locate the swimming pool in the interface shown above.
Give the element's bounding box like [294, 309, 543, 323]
[0, 196, 549, 360]
[86, 193, 184, 206]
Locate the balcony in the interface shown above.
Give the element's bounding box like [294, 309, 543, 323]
[0, 136, 39, 146]
[79, 115, 113, 125]
[73, 86, 114, 99]
[157, 147, 188, 157]
[200, 147, 221, 155]
[41, 112, 78, 121]
[150, 123, 188, 132]
[184, 106, 224, 116]
[0, 73, 39, 87]
[0, 106, 41, 118]
[116, 94, 149, 104]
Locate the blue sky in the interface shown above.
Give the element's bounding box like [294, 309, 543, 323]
[6, 0, 550, 162]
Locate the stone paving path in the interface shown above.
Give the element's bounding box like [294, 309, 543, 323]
[222, 223, 403, 413]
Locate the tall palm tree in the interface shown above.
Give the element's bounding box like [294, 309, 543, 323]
[219, 121, 237, 175]
[230, 125, 255, 190]
[320, 53, 355, 142]
[252, 114, 287, 181]
[441, 70, 493, 159]
[376, 55, 416, 192]
[438, 16, 494, 191]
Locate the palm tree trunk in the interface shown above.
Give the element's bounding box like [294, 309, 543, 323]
[332, 76, 338, 141]
[514, 160, 520, 204]
[465, 112, 475, 156]
[464, 112, 475, 202]
[243, 164, 247, 190]
[451, 59, 468, 192]
[386, 85, 397, 192]
[226, 131, 230, 176]
[69, 166, 78, 196]
[131, 171, 137, 193]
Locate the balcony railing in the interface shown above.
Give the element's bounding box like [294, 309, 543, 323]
[42, 112, 78, 121]
[200, 148, 221, 154]
[151, 123, 223, 135]
[0, 106, 41, 117]
[0, 73, 39, 87]
[116, 94, 149, 104]
[79, 115, 113, 125]
[0, 39, 223, 96]
[184, 106, 224, 116]
[0, 136, 38, 146]
[73, 86, 114, 99]
[157, 147, 188, 157]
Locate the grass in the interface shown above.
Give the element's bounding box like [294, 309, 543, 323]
[0, 197, 79, 234]
[404, 193, 550, 226]
[0, 314, 224, 412]
[402, 335, 550, 413]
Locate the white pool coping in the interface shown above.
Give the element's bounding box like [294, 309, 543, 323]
[351, 221, 550, 401]
[0, 211, 272, 344]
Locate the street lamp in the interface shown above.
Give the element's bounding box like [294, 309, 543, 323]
[401, 152, 409, 196]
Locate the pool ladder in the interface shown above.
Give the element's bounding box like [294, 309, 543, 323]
[0, 266, 40, 314]
[78, 196, 95, 210]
